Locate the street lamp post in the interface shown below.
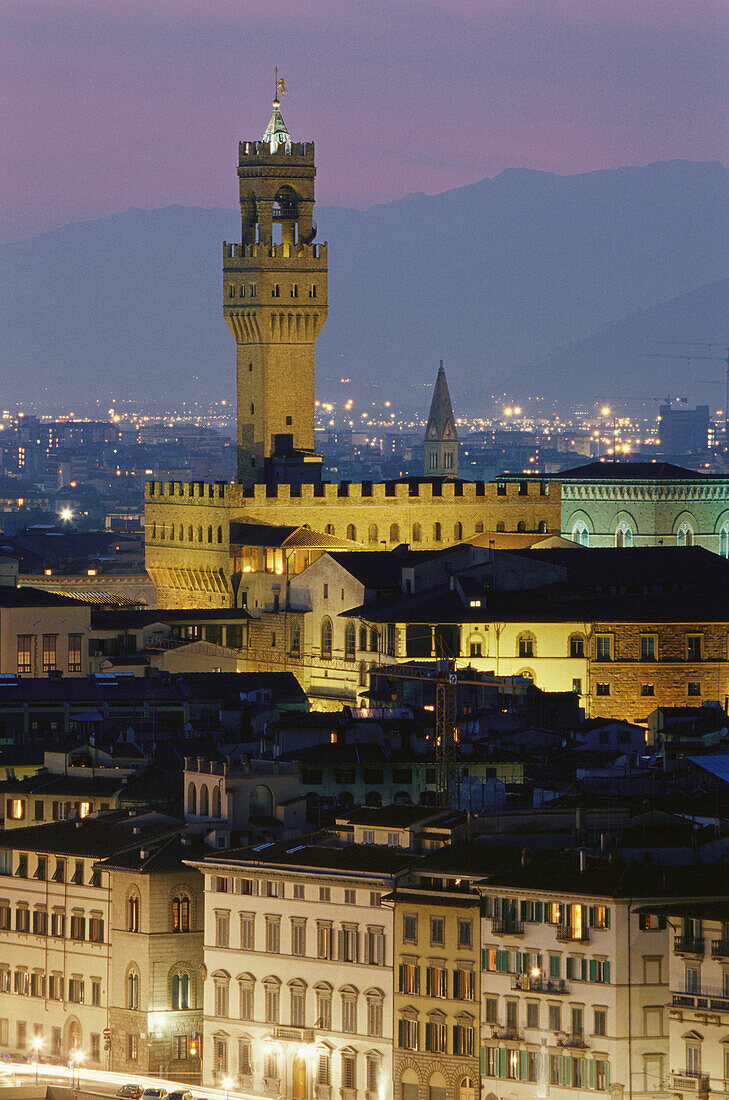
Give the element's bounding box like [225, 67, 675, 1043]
[31, 1036, 43, 1084]
[222, 1075, 233, 1100]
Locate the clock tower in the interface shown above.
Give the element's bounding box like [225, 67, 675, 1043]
[223, 89, 328, 487]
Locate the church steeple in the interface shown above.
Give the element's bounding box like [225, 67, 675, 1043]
[424, 361, 459, 476]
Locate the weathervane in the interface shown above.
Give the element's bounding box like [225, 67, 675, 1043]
[274, 66, 286, 103]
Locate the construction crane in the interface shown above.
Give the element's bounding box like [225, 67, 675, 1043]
[654, 343, 729, 433]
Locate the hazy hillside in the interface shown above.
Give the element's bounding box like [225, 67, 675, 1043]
[1, 160, 728, 411]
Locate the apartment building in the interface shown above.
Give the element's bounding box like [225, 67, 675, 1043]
[0, 812, 204, 1076]
[478, 853, 677, 1100]
[191, 836, 417, 1098]
[666, 903, 729, 1100]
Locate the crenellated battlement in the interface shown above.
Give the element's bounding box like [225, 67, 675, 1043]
[223, 241, 327, 264]
[239, 139, 315, 162]
[145, 479, 229, 504]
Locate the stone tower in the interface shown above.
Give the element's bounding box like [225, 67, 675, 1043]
[424, 361, 459, 476]
[223, 92, 328, 487]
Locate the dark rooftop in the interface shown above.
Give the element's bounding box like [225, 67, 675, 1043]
[561, 461, 710, 481]
[198, 836, 420, 876]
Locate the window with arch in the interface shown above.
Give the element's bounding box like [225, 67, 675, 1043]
[346, 524, 357, 541]
[151, 522, 157, 539]
[434, 522, 442, 542]
[213, 972, 230, 1018]
[359, 625, 368, 652]
[212, 785, 222, 818]
[496, 521, 505, 533]
[187, 782, 197, 815]
[366, 990, 384, 1037]
[263, 977, 281, 1024]
[217, 526, 223, 543]
[187, 525, 193, 542]
[569, 633, 586, 659]
[127, 970, 139, 1010]
[677, 522, 694, 547]
[160, 525, 166, 541]
[720, 523, 729, 558]
[344, 621, 356, 661]
[341, 987, 358, 1034]
[538, 520, 548, 534]
[178, 525, 184, 541]
[615, 522, 633, 548]
[412, 523, 422, 543]
[172, 894, 190, 933]
[172, 971, 190, 1010]
[369, 629, 379, 653]
[475, 521, 484, 534]
[366, 1051, 383, 1092]
[368, 523, 378, 543]
[517, 631, 536, 659]
[325, 524, 335, 536]
[454, 521, 463, 541]
[207, 526, 213, 544]
[571, 520, 589, 546]
[458, 1075, 477, 1100]
[315, 984, 333, 1031]
[517, 520, 527, 533]
[200, 785, 210, 816]
[127, 893, 140, 933]
[289, 622, 301, 656]
[197, 525, 203, 543]
[320, 618, 333, 660]
[390, 523, 400, 543]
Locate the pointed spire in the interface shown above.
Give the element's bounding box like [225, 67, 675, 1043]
[425, 361, 458, 443]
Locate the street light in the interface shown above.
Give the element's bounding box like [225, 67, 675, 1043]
[70, 1048, 84, 1090]
[31, 1036, 43, 1083]
[222, 1075, 233, 1100]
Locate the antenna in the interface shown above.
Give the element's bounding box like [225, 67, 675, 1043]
[651, 343, 729, 435]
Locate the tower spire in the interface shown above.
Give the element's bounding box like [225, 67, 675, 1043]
[424, 360, 459, 477]
[263, 69, 291, 151]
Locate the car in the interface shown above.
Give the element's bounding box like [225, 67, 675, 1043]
[140, 1090, 168, 1100]
[117, 1087, 143, 1099]
[167, 1091, 193, 1100]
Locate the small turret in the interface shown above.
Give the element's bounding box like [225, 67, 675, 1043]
[424, 361, 459, 476]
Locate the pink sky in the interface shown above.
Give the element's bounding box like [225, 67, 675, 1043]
[2, 0, 728, 241]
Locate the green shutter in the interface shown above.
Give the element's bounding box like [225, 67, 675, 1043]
[482, 948, 489, 970]
[520, 1051, 529, 1081]
[581, 958, 588, 981]
[398, 964, 405, 991]
[604, 961, 610, 984]
[537, 952, 543, 968]
[564, 1056, 573, 1087]
[605, 907, 611, 929]
[425, 968, 431, 996]
[425, 1022, 432, 1051]
[398, 1019, 404, 1047]
[515, 952, 522, 974]
[520, 899, 528, 921]
[589, 959, 596, 982]
[566, 956, 573, 979]
[536, 900, 543, 922]
[589, 1060, 597, 1089]
[481, 1046, 489, 1075]
[605, 1061, 610, 1088]
[498, 1048, 508, 1079]
[414, 966, 420, 994]
[589, 906, 595, 926]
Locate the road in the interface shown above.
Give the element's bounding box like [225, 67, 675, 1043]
[0, 1063, 265, 1100]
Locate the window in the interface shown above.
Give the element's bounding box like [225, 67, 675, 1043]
[339, 924, 359, 962]
[453, 968, 474, 1000]
[70, 912, 85, 940]
[470, 640, 482, 657]
[425, 1018, 447, 1052]
[42, 635, 57, 673]
[291, 919, 306, 956]
[215, 911, 230, 948]
[548, 1003, 561, 1031]
[688, 681, 702, 697]
[527, 1001, 539, 1029]
[265, 917, 280, 954]
[17, 635, 33, 675]
[171, 972, 190, 1010]
[320, 618, 332, 659]
[573, 677, 583, 694]
[51, 910, 65, 938]
[344, 887, 356, 905]
[596, 682, 611, 696]
[91, 979, 101, 1006]
[434, 522, 442, 542]
[344, 621, 356, 661]
[641, 634, 656, 660]
[214, 975, 229, 1017]
[72, 860, 84, 885]
[427, 966, 447, 998]
[127, 971, 139, 1009]
[365, 927, 384, 965]
[32, 907, 47, 935]
[457, 918, 472, 948]
[570, 635, 585, 657]
[341, 1050, 356, 1089]
[403, 914, 417, 943]
[238, 1038, 252, 1077]
[317, 922, 333, 959]
[399, 1017, 419, 1050]
[595, 634, 613, 661]
[172, 894, 190, 932]
[687, 634, 703, 661]
[238, 976, 254, 1020]
[518, 633, 534, 658]
[68, 977, 84, 1003]
[453, 1021, 474, 1056]
[69, 634, 85, 674]
[290, 983, 306, 1027]
[264, 982, 280, 1024]
[7, 799, 24, 821]
[390, 523, 400, 543]
[399, 963, 420, 994]
[367, 994, 383, 1036]
[677, 522, 694, 547]
[128, 894, 140, 932]
[641, 684, 655, 696]
[316, 987, 332, 1030]
[89, 916, 104, 942]
[431, 916, 445, 945]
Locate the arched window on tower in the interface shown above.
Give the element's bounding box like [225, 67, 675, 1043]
[346, 524, 357, 541]
[344, 622, 356, 661]
[368, 523, 378, 543]
[321, 618, 333, 660]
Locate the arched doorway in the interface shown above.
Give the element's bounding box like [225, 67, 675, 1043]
[66, 1019, 81, 1058]
[292, 1053, 307, 1099]
[459, 1077, 477, 1100]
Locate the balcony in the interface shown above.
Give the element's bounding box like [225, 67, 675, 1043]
[672, 988, 729, 1013]
[556, 924, 590, 943]
[669, 1072, 709, 1097]
[511, 975, 570, 995]
[674, 935, 704, 956]
[492, 918, 524, 936]
[712, 939, 729, 958]
[274, 1026, 315, 1043]
[557, 1034, 588, 1050]
[491, 1025, 523, 1042]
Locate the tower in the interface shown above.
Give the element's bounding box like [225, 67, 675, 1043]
[424, 361, 459, 476]
[223, 87, 328, 486]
